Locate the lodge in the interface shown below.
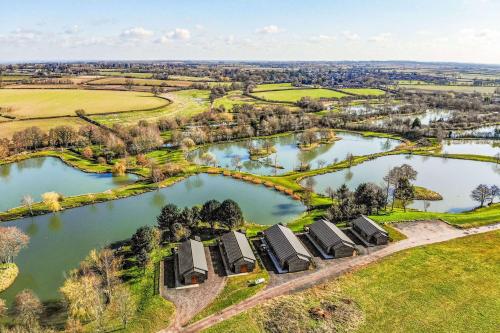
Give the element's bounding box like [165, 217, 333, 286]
[221, 231, 257, 274]
[263, 224, 312, 272]
[350, 215, 389, 245]
[177, 238, 209, 285]
[308, 219, 356, 258]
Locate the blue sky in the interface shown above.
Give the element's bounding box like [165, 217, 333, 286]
[1, 0, 499, 63]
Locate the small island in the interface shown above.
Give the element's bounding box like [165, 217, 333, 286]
[297, 128, 341, 150]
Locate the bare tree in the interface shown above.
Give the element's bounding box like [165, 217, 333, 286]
[470, 184, 492, 207]
[112, 285, 136, 329]
[0, 226, 30, 263]
[14, 289, 43, 332]
[21, 195, 34, 216]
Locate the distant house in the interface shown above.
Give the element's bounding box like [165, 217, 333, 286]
[308, 219, 356, 258]
[221, 231, 257, 273]
[350, 215, 388, 245]
[177, 238, 208, 285]
[264, 224, 311, 272]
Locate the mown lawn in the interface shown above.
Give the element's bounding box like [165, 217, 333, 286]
[370, 203, 500, 228]
[251, 88, 348, 103]
[0, 89, 168, 119]
[91, 89, 210, 126]
[203, 230, 500, 333]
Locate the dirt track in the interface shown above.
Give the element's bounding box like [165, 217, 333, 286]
[160, 220, 500, 333]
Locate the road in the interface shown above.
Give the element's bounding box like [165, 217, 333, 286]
[160, 220, 500, 333]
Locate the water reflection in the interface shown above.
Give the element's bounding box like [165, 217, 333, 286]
[189, 132, 400, 175]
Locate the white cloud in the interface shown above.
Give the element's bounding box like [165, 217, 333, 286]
[342, 30, 360, 41]
[158, 28, 191, 43]
[64, 25, 80, 35]
[460, 28, 498, 42]
[256, 25, 282, 34]
[369, 32, 392, 43]
[0, 28, 44, 45]
[195, 24, 205, 30]
[120, 27, 154, 40]
[308, 34, 336, 43]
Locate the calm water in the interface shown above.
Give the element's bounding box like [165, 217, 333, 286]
[189, 132, 400, 175]
[0, 174, 304, 303]
[451, 125, 500, 139]
[302, 155, 500, 213]
[441, 140, 500, 156]
[0, 157, 139, 212]
[372, 109, 453, 126]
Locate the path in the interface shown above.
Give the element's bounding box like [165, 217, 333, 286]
[161, 220, 500, 333]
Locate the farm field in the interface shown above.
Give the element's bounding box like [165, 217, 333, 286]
[214, 91, 276, 109]
[0, 89, 168, 118]
[90, 89, 210, 125]
[169, 75, 215, 81]
[340, 88, 386, 96]
[0, 117, 88, 139]
[398, 84, 498, 94]
[252, 83, 294, 91]
[204, 230, 500, 333]
[87, 77, 194, 87]
[97, 70, 154, 78]
[251, 88, 348, 103]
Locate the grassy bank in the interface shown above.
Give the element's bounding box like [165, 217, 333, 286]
[203, 230, 500, 333]
[0, 263, 19, 292]
[370, 203, 500, 228]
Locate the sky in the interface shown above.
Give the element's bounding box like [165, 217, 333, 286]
[1, 0, 499, 64]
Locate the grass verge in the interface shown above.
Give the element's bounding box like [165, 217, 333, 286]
[203, 230, 500, 333]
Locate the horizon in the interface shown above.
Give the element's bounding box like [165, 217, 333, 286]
[1, 0, 500, 64]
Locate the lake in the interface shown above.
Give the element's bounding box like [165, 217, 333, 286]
[301, 154, 500, 213]
[441, 139, 500, 156]
[0, 173, 304, 303]
[189, 132, 400, 175]
[0, 157, 139, 212]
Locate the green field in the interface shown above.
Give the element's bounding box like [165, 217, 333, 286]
[97, 70, 154, 79]
[169, 75, 215, 82]
[91, 89, 210, 125]
[340, 88, 386, 96]
[0, 89, 169, 119]
[252, 83, 294, 92]
[204, 230, 500, 333]
[251, 88, 348, 103]
[214, 91, 276, 110]
[398, 84, 498, 94]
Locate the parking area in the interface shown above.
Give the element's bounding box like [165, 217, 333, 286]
[160, 246, 227, 327]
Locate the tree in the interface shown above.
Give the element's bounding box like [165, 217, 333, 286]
[21, 195, 34, 216]
[0, 298, 7, 320]
[231, 155, 243, 171]
[48, 126, 79, 147]
[411, 117, 422, 129]
[111, 285, 136, 329]
[86, 248, 122, 302]
[354, 183, 386, 214]
[136, 248, 149, 269]
[60, 269, 107, 332]
[489, 185, 499, 204]
[470, 184, 492, 207]
[394, 178, 415, 212]
[0, 226, 30, 263]
[325, 186, 335, 202]
[14, 289, 43, 331]
[200, 152, 217, 167]
[157, 204, 180, 240]
[150, 167, 165, 187]
[131, 226, 158, 254]
[125, 78, 133, 90]
[216, 199, 244, 230]
[346, 153, 355, 167]
[41, 191, 62, 212]
[112, 160, 127, 176]
[82, 146, 93, 159]
[200, 200, 221, 233]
